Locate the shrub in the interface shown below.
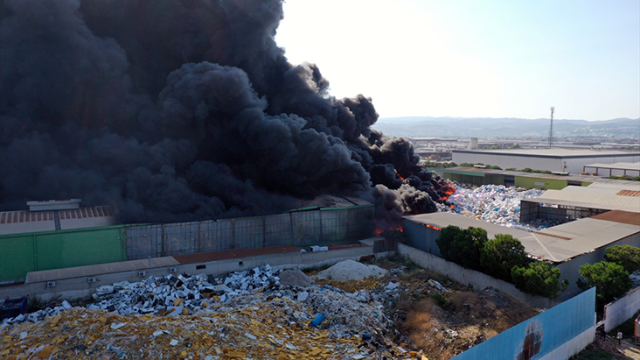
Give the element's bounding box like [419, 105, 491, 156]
[384, 229, 409, 244]
[512, 262, 568, 298]
[480, 234, 528, 282]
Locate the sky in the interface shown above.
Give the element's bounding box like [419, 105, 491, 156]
[275, 0, 640, 121]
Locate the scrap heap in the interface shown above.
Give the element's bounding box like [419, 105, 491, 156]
[1, 264, 426, 360]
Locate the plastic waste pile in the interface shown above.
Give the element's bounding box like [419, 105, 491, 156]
[0, 260, 438, 359]
[444, 185, 548, 232]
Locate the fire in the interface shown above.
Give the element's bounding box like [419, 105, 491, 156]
[425, 224, 441, 231]
[439, 183, 457, 201]
[374, 222, 403, 236]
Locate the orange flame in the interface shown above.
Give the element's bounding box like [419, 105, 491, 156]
[425, 224, 441, 231]
[439, 183, 457, 201]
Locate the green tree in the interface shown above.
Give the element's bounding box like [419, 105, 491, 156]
[480, 234, 528, 282]
[435, 225, 463, 262]
[512, 262, 568, 298]
[436, 226, 488, 270]
[605, 245, 640, 273]
[577, 261, 632, 304]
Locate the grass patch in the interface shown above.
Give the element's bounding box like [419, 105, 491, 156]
[608, 310, 640, 338]
[569, 347, 618, 360]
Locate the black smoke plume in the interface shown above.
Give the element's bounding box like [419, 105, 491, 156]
[0, 0, 450, 225]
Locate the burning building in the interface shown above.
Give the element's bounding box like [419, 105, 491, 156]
[0, 0, 452, 231]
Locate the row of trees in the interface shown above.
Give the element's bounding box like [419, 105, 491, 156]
[435, 225, 639, 302]
[435, 226, 566, 298]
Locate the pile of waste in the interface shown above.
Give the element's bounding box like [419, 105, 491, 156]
[1, 261, 444, 360]
[443, 185, 560, 232]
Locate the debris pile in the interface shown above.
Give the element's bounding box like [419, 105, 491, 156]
[314, 259, 389, 281]
[444, 185, 553, 231]
[0, 261, 422, 359]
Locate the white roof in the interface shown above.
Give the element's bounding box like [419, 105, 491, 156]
[583, 162, 640, 171]
[533, 186, 640, 213]
[454, 148, 639, 158]
[404, 212, 640, 263]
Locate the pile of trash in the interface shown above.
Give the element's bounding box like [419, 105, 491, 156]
[444, 185, 553, 231]
[0, 261, 436, 359]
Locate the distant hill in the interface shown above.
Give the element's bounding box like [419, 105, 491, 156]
[372, 117, 640, 139]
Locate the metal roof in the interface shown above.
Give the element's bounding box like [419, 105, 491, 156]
[299, 195, 372, 209]
[0, 206, 116, 235]
[453, 148, 640, 158]
[445, 167, 640, 186]
[533, 186, 640, 213]
[590, 210, 640, 226]
[404, 212, 640, 263]
[583, 162, 640, 171]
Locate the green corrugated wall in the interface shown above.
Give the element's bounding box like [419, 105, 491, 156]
[0, 226, 127, 282]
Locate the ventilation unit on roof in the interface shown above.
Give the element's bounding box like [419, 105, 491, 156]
[26, 199, 81, 212]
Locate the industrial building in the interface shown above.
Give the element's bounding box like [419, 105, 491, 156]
[0, 195, 374, 283]
[452, 148, 640, 175]
[583, 162, 640, 178]
[403, 211, 640, 300]
[520, 182, 640, 223]
[0, 199, 115, 235]
[442, 166, 639, 190]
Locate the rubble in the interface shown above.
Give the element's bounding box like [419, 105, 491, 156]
[443, 185, 562, 231]
[278, 270, 315, 287]
[315, 259, 389, 281]
[0, 261, 415, 359]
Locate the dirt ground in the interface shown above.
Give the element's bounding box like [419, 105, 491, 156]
[312, 255, 541, 360]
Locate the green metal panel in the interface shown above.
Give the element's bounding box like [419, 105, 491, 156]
[515, 176, 568, 190]
[443, 169, 486, 177]
[0, 234, 36, 282]
[0, 225, 127, 282]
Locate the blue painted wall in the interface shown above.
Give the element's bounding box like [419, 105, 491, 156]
[451, 287, 595, 360]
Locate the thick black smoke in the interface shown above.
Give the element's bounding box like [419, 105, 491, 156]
[0, 0, 449, 224]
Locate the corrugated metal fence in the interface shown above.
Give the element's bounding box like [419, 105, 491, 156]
[126, 206, 374, 260]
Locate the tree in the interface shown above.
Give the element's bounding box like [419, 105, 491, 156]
[512, 262, 568, 298]
[605, 245, 640, 273]
[480, 234, 528, 282]
[436, 226, 488, 270]
[577, 261, 632, 304]
[435, 225, 463, 262]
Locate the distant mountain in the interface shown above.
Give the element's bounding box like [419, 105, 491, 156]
[372, 117, 640, 139]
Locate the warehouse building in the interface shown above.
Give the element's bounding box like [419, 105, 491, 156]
[403, 211, 640, 300]
[0, 199, 115, 235]
[442, 166, 639, 190]
[583, 162, 640, 178]
[452, 149, 640, 175]
[520, 182, 640, 223]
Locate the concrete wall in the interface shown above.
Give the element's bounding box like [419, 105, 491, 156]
[450, 287, 596, 360]
[556, 233, 640, 301]
[0, 245, 375, 302]
[398, 243, 559, 309]
[603, 286, 640, 332]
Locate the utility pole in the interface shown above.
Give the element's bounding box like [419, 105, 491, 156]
[548, 107, 555, 149]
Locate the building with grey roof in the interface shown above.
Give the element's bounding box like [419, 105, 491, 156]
[403, 210, 640, 300]
[452, 148, 640, 175]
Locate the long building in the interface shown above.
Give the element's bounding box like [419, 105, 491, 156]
[452, 149, 640, 175]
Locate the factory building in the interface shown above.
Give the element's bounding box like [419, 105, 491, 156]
[452, 149, 640, 175]
[583, 162, 640, 178]
[0, 199, 115, 235]
[403, 211, 640, 300]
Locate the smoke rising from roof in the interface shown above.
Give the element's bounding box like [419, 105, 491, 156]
[0, 0, 449, 224]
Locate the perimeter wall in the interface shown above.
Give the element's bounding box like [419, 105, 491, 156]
[603, 286, 640, 332]
[0, 206, 374, 282]
[451, 287, 596, 360]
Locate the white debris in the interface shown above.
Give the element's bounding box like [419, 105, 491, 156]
[444, 185, 561, 232]
[315, 260, 388, 281]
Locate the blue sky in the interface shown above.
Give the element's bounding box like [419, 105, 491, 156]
[276, 0, 640, 121]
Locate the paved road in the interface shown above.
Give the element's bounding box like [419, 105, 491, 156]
[620, 339, 640, 360]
